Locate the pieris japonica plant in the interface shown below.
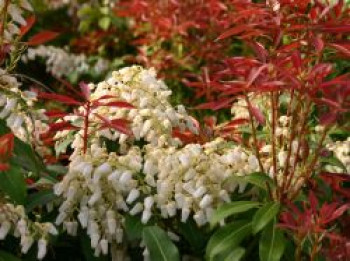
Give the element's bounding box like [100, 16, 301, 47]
[0, 0, 349, 261]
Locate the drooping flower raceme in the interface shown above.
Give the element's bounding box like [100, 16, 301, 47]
[0, 0, 32, 43]
[0, 202, 57, 260]
[0, 69, 49, 155]
[22, 46, 110, 78]
[54, 66, 261, 256]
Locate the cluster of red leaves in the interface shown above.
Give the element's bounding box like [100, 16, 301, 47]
[189, 0, 350, 116]
[38, 81, 133, 155]
[280, 191, 350, 260]
[0, 133, 14, 171]
[115, 0, 235, 82]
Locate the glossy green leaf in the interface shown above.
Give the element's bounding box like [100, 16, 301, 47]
[244, 172, 275, 190]
[259, 222, 286, 261]
[206, 220, 251, 261]
[142, 226, 180, 261]
[0, 166, 26, 204]
[252, 202, 280, 234]
[210, 201, 260, 227]
[223, 247, 246, 261]
[124, 214, 145, 241]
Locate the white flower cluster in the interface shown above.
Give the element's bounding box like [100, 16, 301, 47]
[0, 202, 58, 260]
[22, 46, 110, 78]
[0, 0, 32, 43]
[53, 66, 263, 255]
[55, 66, 197, 156]
[141, 138, 259, 225]
[55, 138, 259, 255]
[90, 66, 197, 146]
[326, 137, 350, 174]
[0, 70, 49, 153]
[54, 145, 143, 257]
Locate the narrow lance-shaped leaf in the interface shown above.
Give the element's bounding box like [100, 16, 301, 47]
[210, 201, 260, 227]
[216, 25, 251, 41]
[223, 247, 246, 261]
[27, 30, 59, 45]
[142, 226, 180, 261]
[38, 92, 82, 105]
[259, 221, 286, 261]
[20, 16, 36, 36]
[252, 202, 280, 234]
[206, 220, 252, 261]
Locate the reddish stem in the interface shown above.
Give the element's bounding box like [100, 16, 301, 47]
[83, 102, 91, 154]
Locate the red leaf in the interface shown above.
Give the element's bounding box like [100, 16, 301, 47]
[319, 112, 338, 126]
[308, 191, 318, 214]
[20, 16, 36, 37]
[45, 110, 69, 118]
[216, 25, 251, 41]
[38, 92, 83, 105]
[27, 31, 59, 46]
[93, 101, 134, 109]
[248, 103, 265, 125]
[314, 98, 341, 109]
[320, 25, 350, 33]
[291, 51, 302, 71]
[195, 98, 234, 110]
[313, 36, 324, 53]
[225, 118, 249, 127]
[327, 204, 349, 224]
[329, 43, 350, 57]
[94, 114, 131, 135]
[248, 41, 268, 63]
[246, 64, 268, 87]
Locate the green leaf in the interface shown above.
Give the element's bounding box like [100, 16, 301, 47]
[210, 201, 260, 227]
[259, 221, 286, 261]
[25, 189, 57, 212]
[0, 166, 27, 204]
[223, 247, 246, 261]
[244, 172, 275, 190]
[142, 226, 180, 261]
[124, 214, 145, 241]
[98, 17, 111, 30]
[320, 156, 347, 173]
[206, 220, 251, 261]
[252, 202, 280, 234]
[0, 250, 21, 261]
[178, 219, 207, 252]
